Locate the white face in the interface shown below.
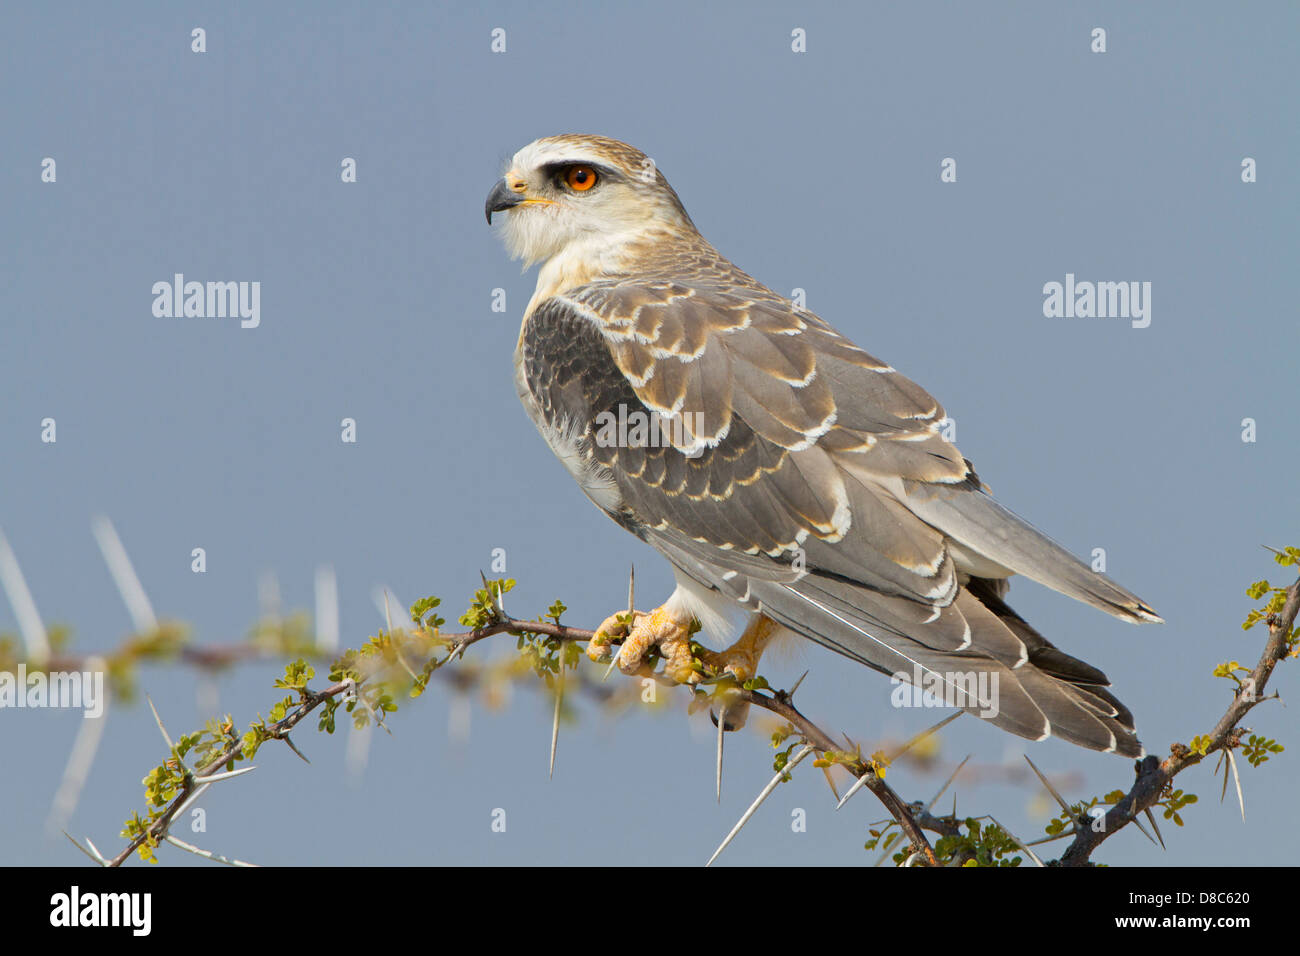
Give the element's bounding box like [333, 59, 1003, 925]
[489, 137, 692, 268]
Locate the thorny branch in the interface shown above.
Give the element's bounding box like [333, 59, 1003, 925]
[1054, 575, 1299, 866]
[79, 571, 1296, 867]
[729, 682, 937, 862]
[102, 609, 942, 866]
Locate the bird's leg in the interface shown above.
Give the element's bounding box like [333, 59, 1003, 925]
[696, 615, 781, 731]
[586, 604, 701, 682]
[696, 614, 780, 683]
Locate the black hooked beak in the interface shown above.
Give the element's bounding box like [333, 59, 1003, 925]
[485, 179, 524, 224]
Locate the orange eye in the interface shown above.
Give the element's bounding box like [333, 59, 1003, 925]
[565, 165, 598, 191]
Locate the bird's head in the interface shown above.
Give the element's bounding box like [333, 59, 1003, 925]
[485, 134, 696, 269]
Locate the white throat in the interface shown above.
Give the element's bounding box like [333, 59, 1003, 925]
[523, 228, 649, 317]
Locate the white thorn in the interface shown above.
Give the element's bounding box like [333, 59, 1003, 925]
[1023, 830, 1074, 847]
[0, 527, 50, 663]
[715, 707, 725, 803]
[1143, 807, 1166, 850]
[707, 744, 813, 866]
[173, 781, 213, 822]
[478, 570, 505, 617]
[91, 516, 156, 632]
[195, 676, 219, 718]
[891, 710, 963, 762]
[987, 815, 1045, 867]
[164, 834, 260, 867]
[448, 691, 471, 745]
[63, 831, 107, 866]
[925, 754, 972, 815]
[314, 565, 339, 651]
[1023, 754, 1072, 815]
[549, 661, 564, 780]
[146, 694, 177, 754]
[191, 765, 257, 785]
[1130, 814, 1158, 846]
[82, 836, 108, 865]
[599, 570, 639, 683]
[835, 767, 874, 811]
[603, 650, 621, 681]
[371, 586, 406, 625]
[1226, 748, 1246, 822]
[346, 712, 373, 782]
[46, 670, 110, 834]
[258, 571, 282, 619]
[820, 764, 841, 804]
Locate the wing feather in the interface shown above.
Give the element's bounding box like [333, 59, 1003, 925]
[516, 275, 1157, 756]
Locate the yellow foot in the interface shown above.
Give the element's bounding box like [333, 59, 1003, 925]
[701, 616, 781, 731]
[587, 610, 781, 731]
[701, 615, 780, 680]
[586, 604, 701, 683]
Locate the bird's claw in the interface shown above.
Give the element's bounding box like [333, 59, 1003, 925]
[587, 605, 701, 682]
[586, 605, 771, 730]
[698, 655, 754, 732]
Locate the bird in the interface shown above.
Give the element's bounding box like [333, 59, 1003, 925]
[485, 133, 1162, 757]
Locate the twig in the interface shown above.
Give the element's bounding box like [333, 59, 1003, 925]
[111, 569, 1295, 869]
[104, 609, 941, 866]
[732, 682, 938, 863]
[1054, 575, 1298, 865]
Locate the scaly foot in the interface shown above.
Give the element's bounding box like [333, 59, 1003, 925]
[587, 609, 781, 730]
[586, 604, 701, 683]
[699, 616, 781, 730]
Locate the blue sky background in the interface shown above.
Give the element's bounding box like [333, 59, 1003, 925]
[1, 1, 1296, 866]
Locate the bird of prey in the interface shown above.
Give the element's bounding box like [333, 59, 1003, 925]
[485, 134, 1161, 757]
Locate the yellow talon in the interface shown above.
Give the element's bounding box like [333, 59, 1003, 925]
[585, 604, 782, 723]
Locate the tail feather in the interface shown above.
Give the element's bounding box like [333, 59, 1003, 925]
[905, 488, 1163, 624]
[643, 525, 1146, 757]
[747, 573, 1144, 757]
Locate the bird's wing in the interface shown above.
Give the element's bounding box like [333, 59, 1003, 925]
[519, 279, 1157, 754]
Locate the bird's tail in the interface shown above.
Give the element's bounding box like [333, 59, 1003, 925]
[905, 488, 1163, 624]
[749, 574, 1144, 757]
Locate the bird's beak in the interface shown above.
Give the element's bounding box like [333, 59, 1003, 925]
[485, 178, 524, 224]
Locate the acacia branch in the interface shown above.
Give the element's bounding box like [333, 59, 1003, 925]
[105, 572, 1294, 867]
[732, 683, 937, 861]
[1054, 575, 1298, 866]
[106, 612, 936, 866]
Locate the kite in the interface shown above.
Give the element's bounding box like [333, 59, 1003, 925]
[486, 134, 1161, 756]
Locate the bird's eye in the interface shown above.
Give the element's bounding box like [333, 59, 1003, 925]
[564, 165, 598, 191]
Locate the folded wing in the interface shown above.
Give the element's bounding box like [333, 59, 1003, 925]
[517, 275, 1159, 755]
